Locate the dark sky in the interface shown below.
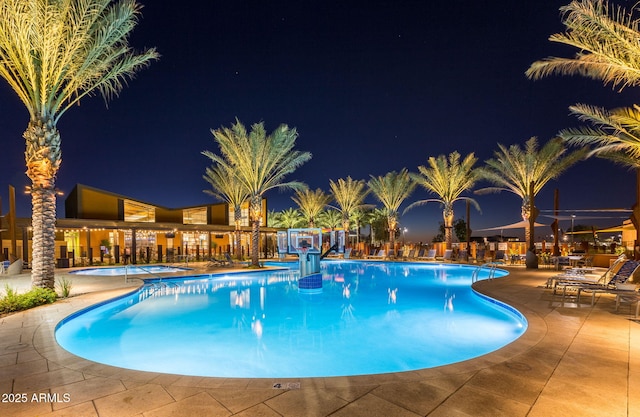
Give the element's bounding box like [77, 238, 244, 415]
[0, 0, 636, 241]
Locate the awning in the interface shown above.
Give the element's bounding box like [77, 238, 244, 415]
[476, 220, 548, 232]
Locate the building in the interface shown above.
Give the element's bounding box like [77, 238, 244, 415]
[0, 184, 279, 267]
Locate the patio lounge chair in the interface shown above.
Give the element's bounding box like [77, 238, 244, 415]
[493, 250, 506, 263]
[437, 249, 453, 262]
[420, 249, 436, 261]
[556, 258, 638, 302]
[549, 254, 626, 291]
[368, 249, 385, 259]
[458, 249, 468, 262]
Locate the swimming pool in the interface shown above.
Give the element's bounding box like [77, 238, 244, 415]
[69, 265, 191, 276]
[56, 261, 526, 378]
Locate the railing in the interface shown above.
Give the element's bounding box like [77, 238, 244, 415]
[472, 263, 499, 283]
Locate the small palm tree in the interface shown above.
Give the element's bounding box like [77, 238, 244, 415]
[292, 188, 330, 227]
[329, 177, 369, 248]
[368, 169, 416, 251]
[208, 120, 311, 267]
[476, 138, 586, 244]
[278, 208, 305, 229]
[201, 161, 249, 260]
[406, 152, 480, 249]
[0, 0, 158, 288]
[317, 209, 342, 230]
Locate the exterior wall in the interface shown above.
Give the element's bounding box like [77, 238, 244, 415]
[72, 186, 120, 220]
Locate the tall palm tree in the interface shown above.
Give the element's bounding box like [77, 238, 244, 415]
[527, 1, 640, 167]
[292, 188, 330, 227]
[329, 177, 369, 248]
[406, 152, 480, 249]
[0, 0, 158, 288]
[201, 161, 249, 260]
[368, 169, 416, 251]
[558, 104, 640, 168]
[476, 138, 586, 244]
[209, 120, 311, 267]
[526, 0, 640, 91]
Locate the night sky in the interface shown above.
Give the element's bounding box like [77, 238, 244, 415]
[0, 0, 637, 242]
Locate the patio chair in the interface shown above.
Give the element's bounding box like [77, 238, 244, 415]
[557, 258, 638, 302]
[475, 249, 486, 264]
[550, 254, 626, 291]
[420, 249, 436, 261]
[458, 249, 468, 262]
[368, 249, 385, 259]
[437, 249, 453, 262]
[493, 250, 506, 263]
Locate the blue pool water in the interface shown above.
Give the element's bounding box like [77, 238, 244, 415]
[56, 261, 526, 378]
[69, 265, 190, 276]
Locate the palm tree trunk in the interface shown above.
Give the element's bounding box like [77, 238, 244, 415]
[251, 219, 260, 266]
[30, 187, 57, 288]
[250, 197, 262, 267]
[443, 206, 454, 250]
[24, 118, 61, 289]
[234, 222, 242, 261]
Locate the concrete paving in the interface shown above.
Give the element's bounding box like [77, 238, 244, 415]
[0, 263, 638, 416]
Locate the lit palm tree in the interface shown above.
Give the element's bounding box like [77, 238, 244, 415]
[201, 161, 249, 260]
[0, 0, 158, 288]
[292, 188, 330, 227]
[278, 208, 305, 229]
[317, 209, 342, 230]
[329, 177, 369, 248]
[209, 120, 311, 267]
[526, 0, 640, 91]
[475, 138, 586, 244]
[406, 152, 480, 249]
[368, 169, 416, 251]
[527, 0, 640, 167]
[558, 104, 640, 168]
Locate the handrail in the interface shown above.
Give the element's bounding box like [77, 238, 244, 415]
[124, 264, 178, 287]
[472, 263, 499, 283]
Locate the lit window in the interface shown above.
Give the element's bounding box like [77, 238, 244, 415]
[183, 207, 207, 225]
[124, 200, 155, 222]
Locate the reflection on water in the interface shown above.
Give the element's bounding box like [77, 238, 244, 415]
[56, 261, 523, 378]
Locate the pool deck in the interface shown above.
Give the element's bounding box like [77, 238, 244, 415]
[0, 263, 638, 416]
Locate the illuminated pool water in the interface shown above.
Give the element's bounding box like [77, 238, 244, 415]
[56, 261, 526, 378]
[69, 265, 190, 276]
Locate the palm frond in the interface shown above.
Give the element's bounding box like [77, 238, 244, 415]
[526, 0, 640, 90]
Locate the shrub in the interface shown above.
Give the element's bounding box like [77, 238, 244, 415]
[57, 277, 73, 298]
[0, 285, 57, 314]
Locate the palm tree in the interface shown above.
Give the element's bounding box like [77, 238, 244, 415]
[368, 169, 416, 252]
[278, 208, 305, 229]
[406, 152, 480, 250]
[558, 104, 640, 168]
[292, 188, 330, 227]
[475, 138, 586, 244]
[209, 120, 311, 267]
[201, 161, 249, 260]
[527, 1, 640, 167]
[329, 177, 369, 248]
[317, 209, 342, 230]
[0, 0, 158, 288]
[526, 0, 640, 91]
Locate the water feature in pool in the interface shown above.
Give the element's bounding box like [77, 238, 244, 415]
[69, 265, 190, 276]
[56, 261, 526, 378]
